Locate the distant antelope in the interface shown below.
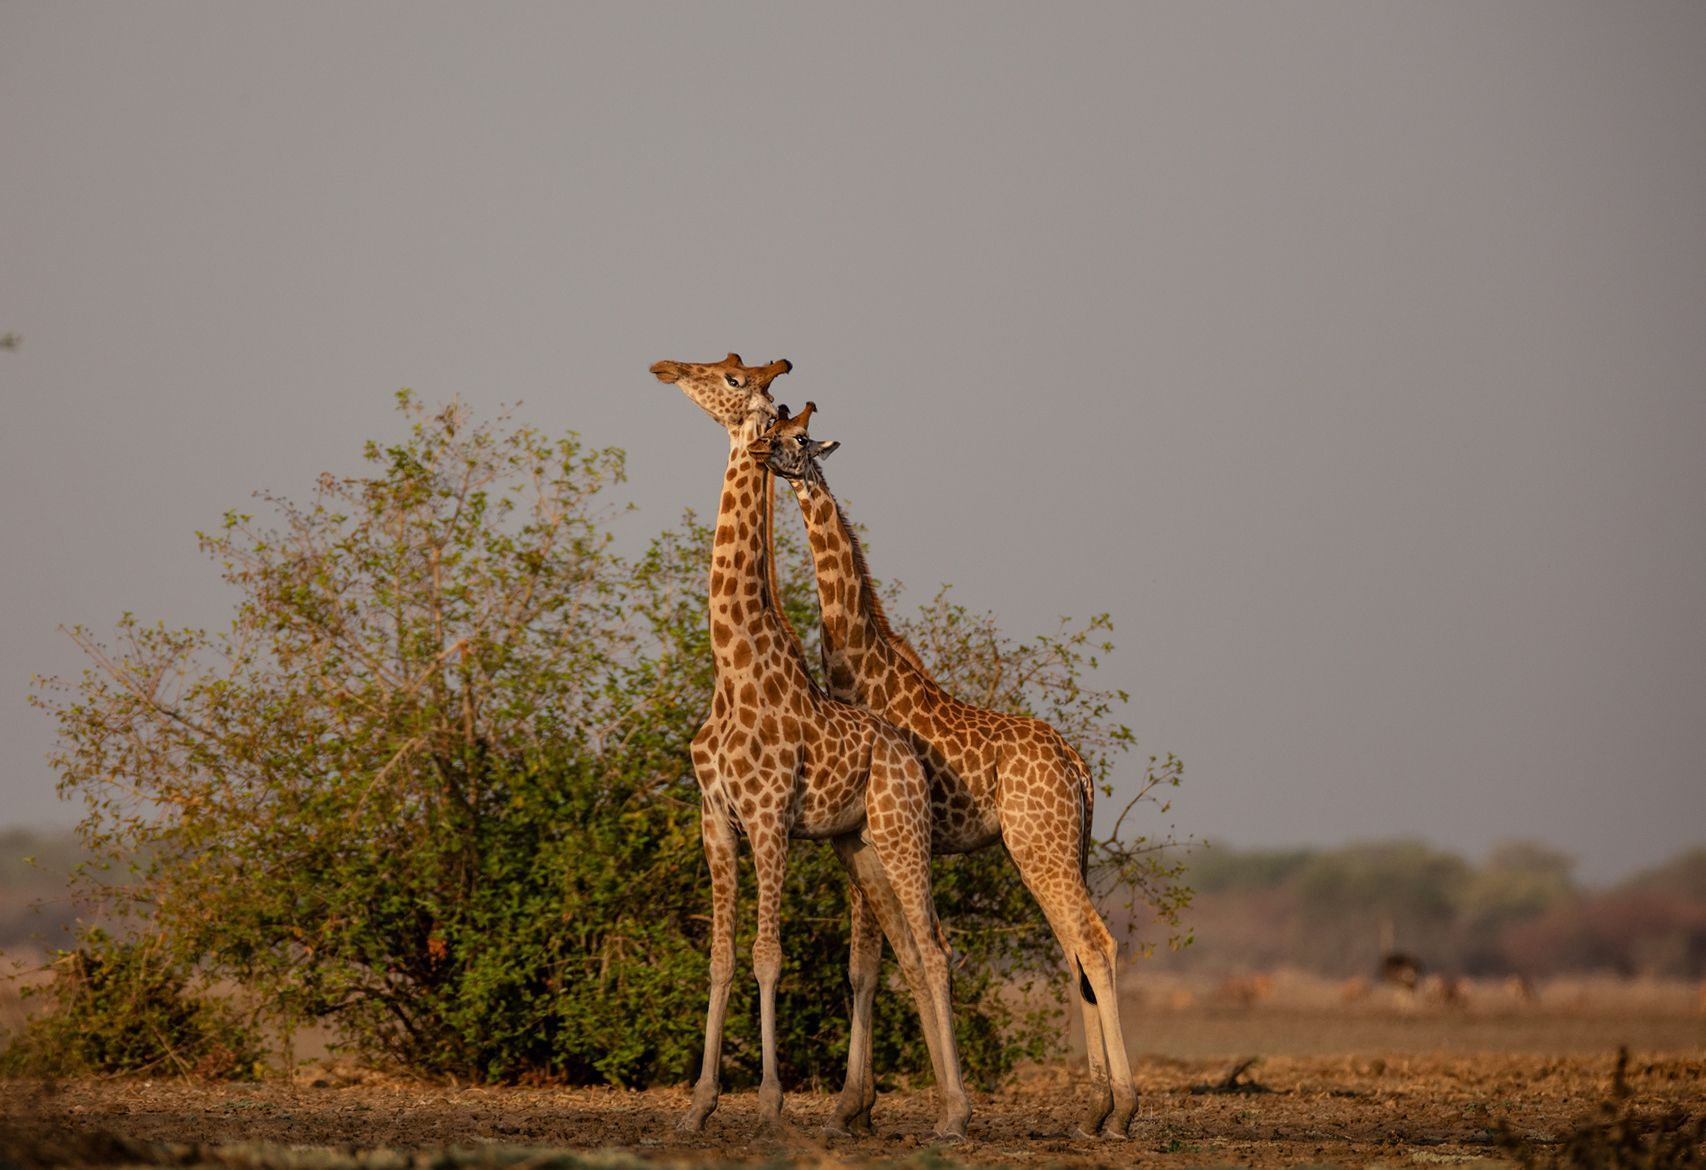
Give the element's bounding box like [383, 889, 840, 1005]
[1377, 919, 1423, 992]
[1503, 973, 1537, 1005]
[1339, 976, 1372, 1003]
[1214, 973, 1275, 1007]
[1379, 951, 1424, 991]
[1421, 973, 1468, 1008]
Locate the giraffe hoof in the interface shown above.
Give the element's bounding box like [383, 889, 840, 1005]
[826, 1100, 873, 1137]
[756, 1113, 803, 1142]
[1108, 1097, 1139, 1138]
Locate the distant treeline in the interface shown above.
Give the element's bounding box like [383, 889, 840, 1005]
[1124, 838, 1706, 980]
[0, 828, 86, 955]
[10, 828, 1703, 983]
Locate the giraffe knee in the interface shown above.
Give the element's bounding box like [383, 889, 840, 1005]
[752, 939, 782, 986]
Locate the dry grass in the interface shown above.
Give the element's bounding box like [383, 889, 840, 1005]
[2, 975, 1701, 1169]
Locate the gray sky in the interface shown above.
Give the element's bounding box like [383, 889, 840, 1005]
[3, 3, 1703, 885]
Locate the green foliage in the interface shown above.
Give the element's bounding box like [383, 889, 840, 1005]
[1, 929, 262, 1079]
[25, 393, 1185, 1084]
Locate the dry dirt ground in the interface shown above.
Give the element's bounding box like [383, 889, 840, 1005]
[4, 983, 1703, 1169]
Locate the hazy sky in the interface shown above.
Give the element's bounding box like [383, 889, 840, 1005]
[3, 3, 1703, 885]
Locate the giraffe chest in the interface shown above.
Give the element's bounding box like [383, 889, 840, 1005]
[692, 712, 870, 843]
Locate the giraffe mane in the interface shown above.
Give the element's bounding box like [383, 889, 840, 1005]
[761, 461, 822, 694]
[830, 494, 938, 686]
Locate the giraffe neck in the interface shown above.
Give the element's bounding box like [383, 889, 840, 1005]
[707, 423, 816, 694]
[790, 475, 935, 698]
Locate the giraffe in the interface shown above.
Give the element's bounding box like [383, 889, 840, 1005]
[647, 354, 970, 1139]
[752, 403, 1141, 1138]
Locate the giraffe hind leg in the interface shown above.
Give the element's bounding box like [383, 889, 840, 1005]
[1008, 833, 1137, 1138]
[828, 854, 882, 1136]
[836, 834, 937, 1094]
[1074, 953, 1114, 1138]
[853, 805, 971, 1140]
[1077, 914, 1138, 1136]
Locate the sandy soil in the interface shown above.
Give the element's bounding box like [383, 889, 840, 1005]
[4, 981, 1703, 1168]
[5, 1049, 1703, 1169]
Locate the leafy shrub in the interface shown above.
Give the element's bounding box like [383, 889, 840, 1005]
[1, 929, 261, 1079]
[24, 393, 1186, 1084]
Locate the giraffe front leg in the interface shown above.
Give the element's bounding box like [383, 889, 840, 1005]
[750, 829, 789, 1129]
[682, 801, 738, 1134]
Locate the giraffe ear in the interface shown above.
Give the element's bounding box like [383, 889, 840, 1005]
[811, 439, 841, 461]
[650, 360, 684, 384]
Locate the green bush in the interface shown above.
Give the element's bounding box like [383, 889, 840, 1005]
[1, 929, 262, 1079]
[22, 393, 1185, 1084]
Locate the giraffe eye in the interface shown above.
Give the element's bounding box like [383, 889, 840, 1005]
[725, 374, 740, 388]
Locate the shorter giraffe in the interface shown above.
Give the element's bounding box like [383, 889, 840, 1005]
[753, 404, 1140, 1137]
[648, 355, 969, 1139]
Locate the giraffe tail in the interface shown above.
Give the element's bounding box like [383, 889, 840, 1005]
[1079, 967, 1098, 1005]
[1074, 749, 1098, 1005]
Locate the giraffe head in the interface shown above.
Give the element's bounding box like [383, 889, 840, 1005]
[751, 401, 840, 483]
[649, 352, 793, 433]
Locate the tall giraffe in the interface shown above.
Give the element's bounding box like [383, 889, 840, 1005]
[647, 355, 970, 1139]
[752, 404, 1140, 1138]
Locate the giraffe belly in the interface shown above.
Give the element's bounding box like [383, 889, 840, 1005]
[790, 780, 868, 840]
[929, 772, 1003, 853]
[932, 813, 1003, 854]
[711, 761, 866, 842]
